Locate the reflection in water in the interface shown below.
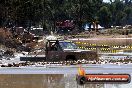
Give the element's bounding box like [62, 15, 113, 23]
[0, 74, 131, 88]
[0, 74, 64, 88]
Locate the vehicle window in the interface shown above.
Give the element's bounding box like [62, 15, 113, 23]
[59, 42, 78, 49]
[49, 42, 61, 51]
[49, 43, 56, 51]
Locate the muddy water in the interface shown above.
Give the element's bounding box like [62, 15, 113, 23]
[0, 74, 64, 88]
[0, 74, 131, 88]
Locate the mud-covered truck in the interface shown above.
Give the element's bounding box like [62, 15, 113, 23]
[20, 36, 98, 62]
[45, 39, 98, 62]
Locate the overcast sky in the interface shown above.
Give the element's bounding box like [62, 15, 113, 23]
[103, 0, 110, 3]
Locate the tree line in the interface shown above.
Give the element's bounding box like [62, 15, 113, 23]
[0, 0, 131, 31]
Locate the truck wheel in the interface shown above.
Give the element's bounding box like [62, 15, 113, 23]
[66, 55, 76, 65]
[76, 75, 86, 85]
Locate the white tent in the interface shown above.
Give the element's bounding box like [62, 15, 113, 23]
[84, 24, 89, 30]
[84, 24, 104, 30]
[98, 25, 104, 29]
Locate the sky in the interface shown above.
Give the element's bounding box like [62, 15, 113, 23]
[103, 0, 110, 3]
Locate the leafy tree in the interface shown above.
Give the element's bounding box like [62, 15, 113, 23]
[124, 6, 132, 25]
[98, 6, 112, 28]
[0, 0, 131, 30]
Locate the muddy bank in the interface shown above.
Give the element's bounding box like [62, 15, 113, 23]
[71, 38, 132, 46]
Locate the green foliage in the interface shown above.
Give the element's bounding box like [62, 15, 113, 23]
[98, 6, 112, 28]
[0, 0, 131, 31]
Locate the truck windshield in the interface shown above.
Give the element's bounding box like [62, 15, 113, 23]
[59, 42, 78, 49]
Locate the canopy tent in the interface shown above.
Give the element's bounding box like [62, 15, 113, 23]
[84, 24, 104, 30]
